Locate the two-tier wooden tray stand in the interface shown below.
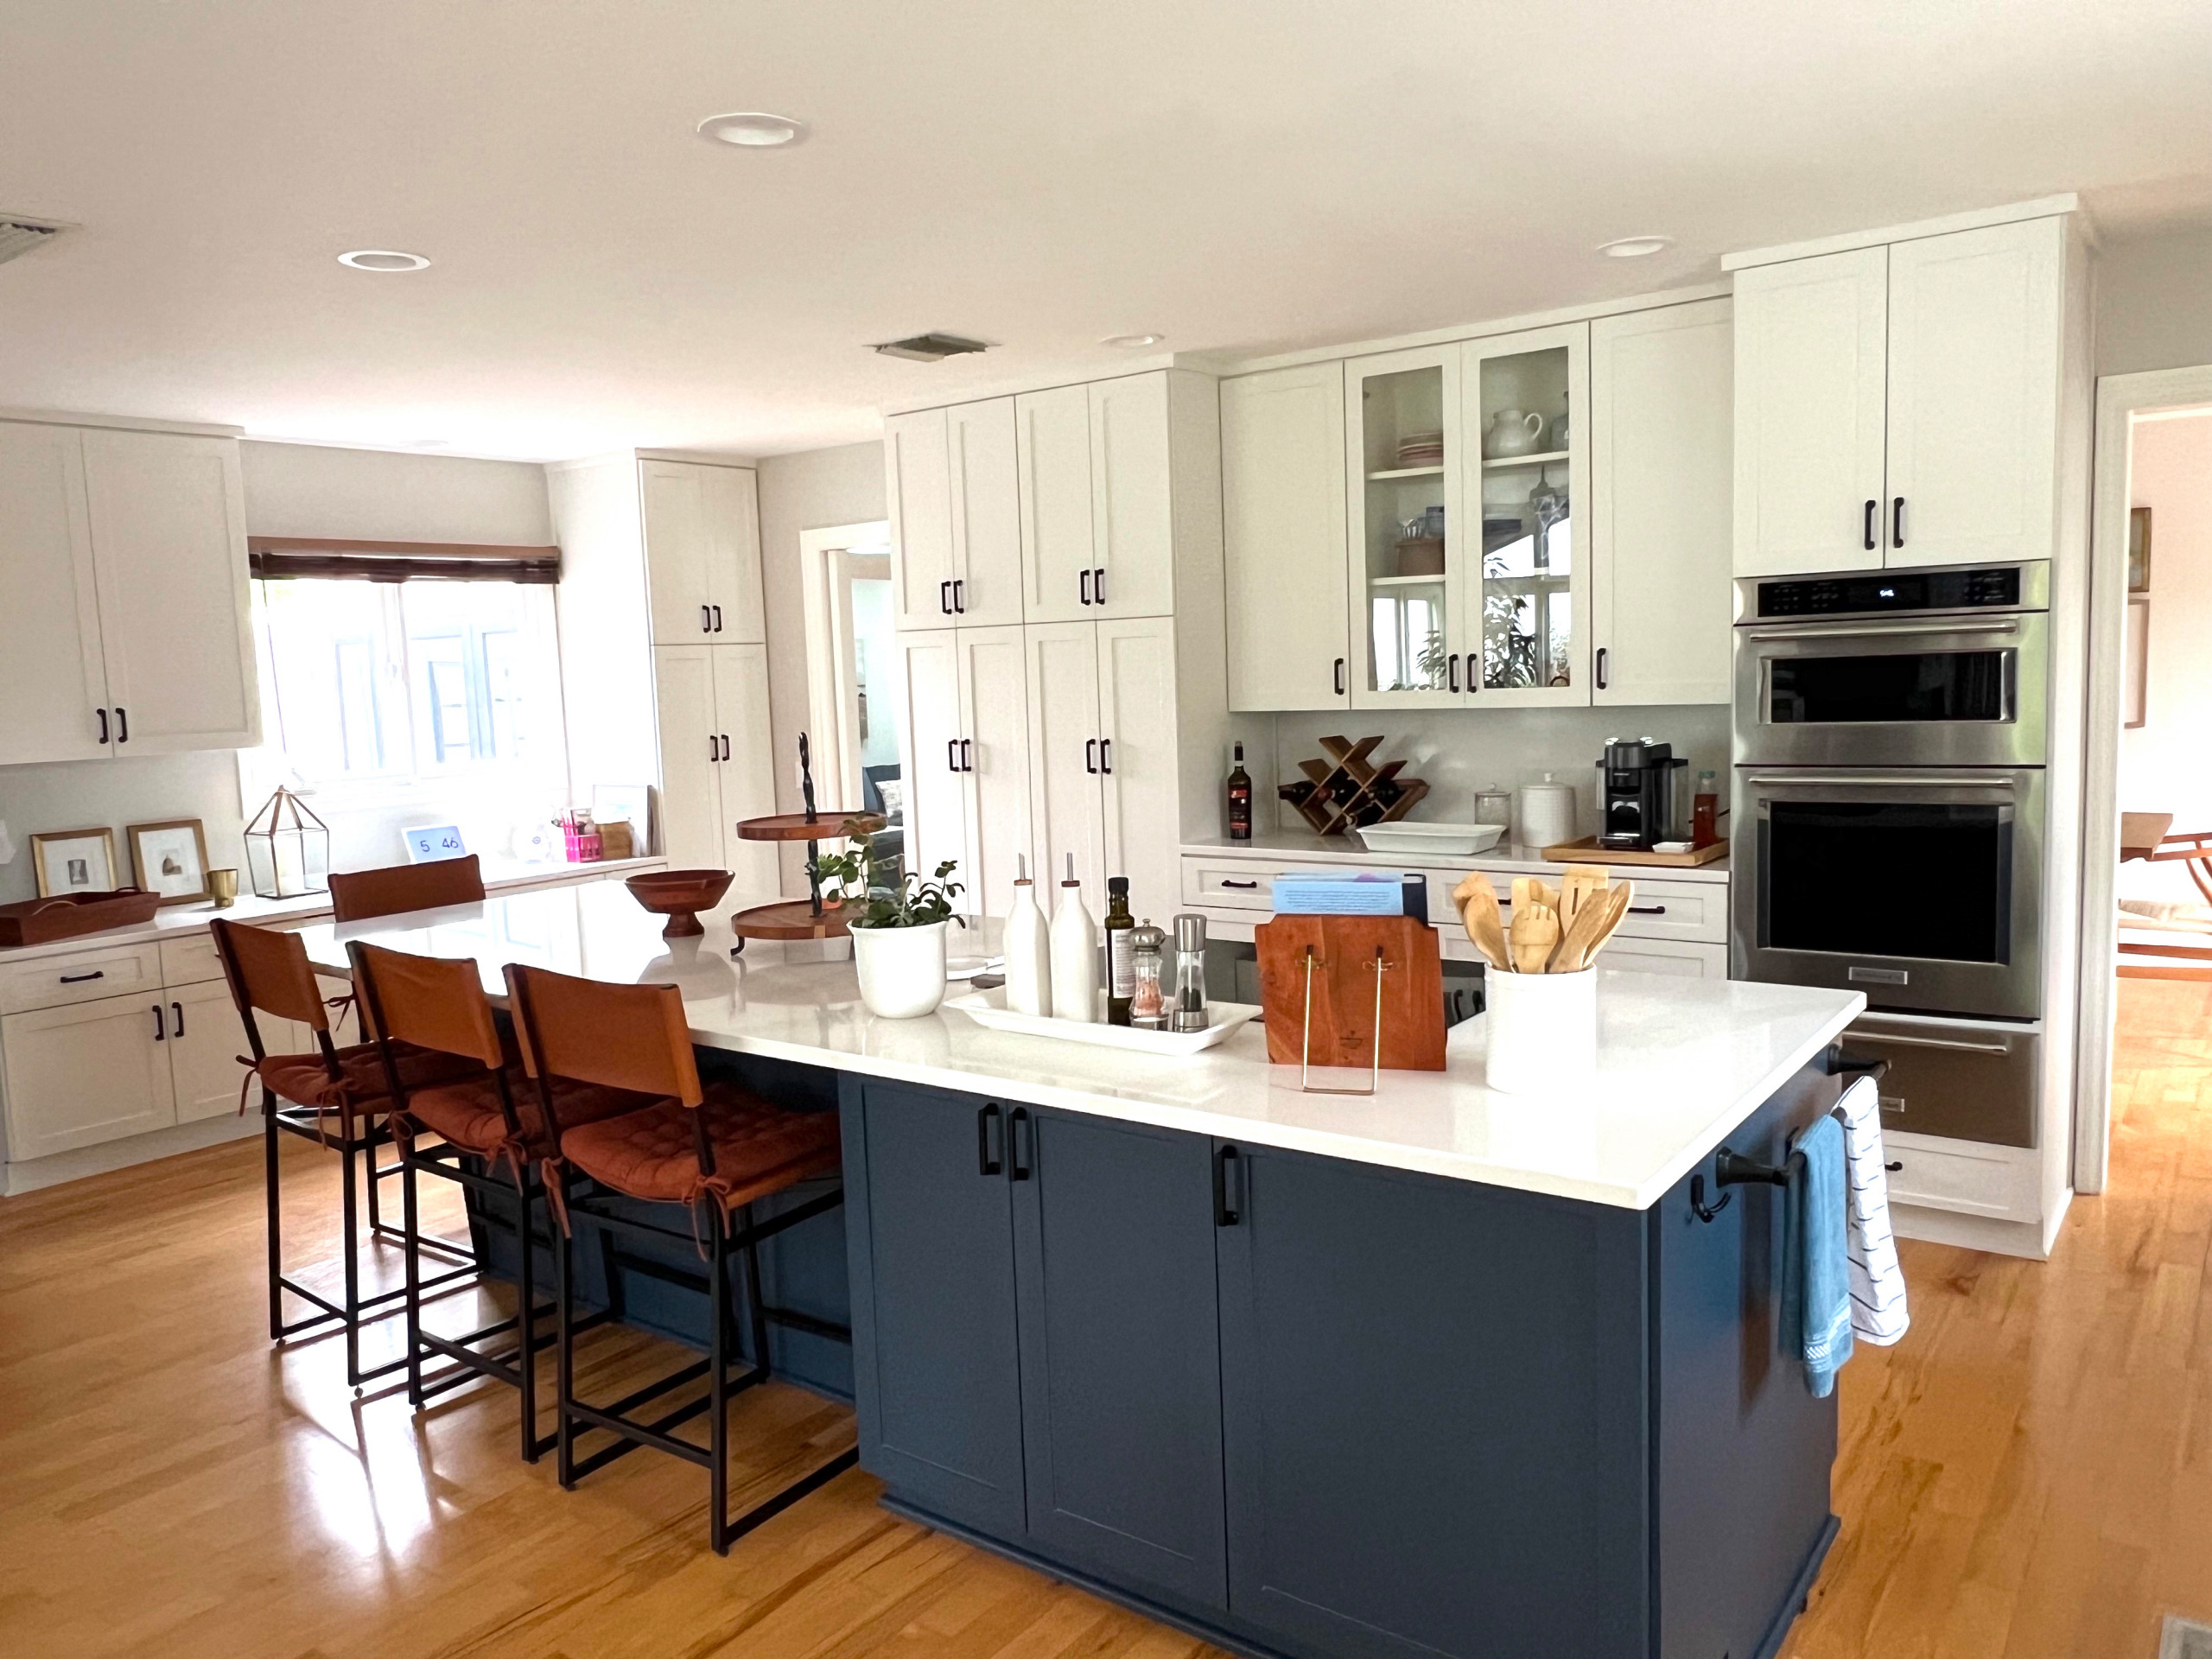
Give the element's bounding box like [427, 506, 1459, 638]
[726, 734, 884, 953]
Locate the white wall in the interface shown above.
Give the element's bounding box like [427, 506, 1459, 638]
[2117, 410, 2212, 906]
[2097, 228, 2212, 378]
[754, 441, 887, 887]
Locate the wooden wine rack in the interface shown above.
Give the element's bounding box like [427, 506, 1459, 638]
[1277, 735, 1431, 837]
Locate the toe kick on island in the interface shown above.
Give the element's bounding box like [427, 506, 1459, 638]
[837, 1058, 1845, 1659]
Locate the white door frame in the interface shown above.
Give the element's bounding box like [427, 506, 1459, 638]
[798, 520, 892, 809]
[2073, 365, 2212, 1193]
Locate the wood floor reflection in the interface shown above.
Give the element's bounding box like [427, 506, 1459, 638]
[3, 978, 2209, 1656]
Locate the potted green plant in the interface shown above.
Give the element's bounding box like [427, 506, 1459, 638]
[817, 826, 964, 1018]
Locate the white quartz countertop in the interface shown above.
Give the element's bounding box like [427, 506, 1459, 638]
[1182, 830, 1731, 883]
[292, 881, 1859, 1211]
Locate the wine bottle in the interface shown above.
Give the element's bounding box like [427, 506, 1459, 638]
[1226, 742, 1253, 842]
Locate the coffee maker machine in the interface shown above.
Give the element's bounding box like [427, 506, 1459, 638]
[1598, 737, 1687, 851]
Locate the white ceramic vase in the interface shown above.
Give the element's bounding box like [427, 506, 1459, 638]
[1483, 966, 1597, 1094]
[850, 918, 950, 1019]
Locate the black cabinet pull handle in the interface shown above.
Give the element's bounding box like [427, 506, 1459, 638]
[1007, 1107, 1032, 1180]
[939, 579, 952, 614]
[96, 707, 108, 745]
[1863, 499, 1878, 553]
[152, 1004, 165, 1043]
[952, 578, 965, 613]
[1098, 737, 1112, 775]
[60, 970, 105, 984]
[1220, 879, 1259, 890]
[702, 604, 712, 632]
[1885, 1160, 1904, 1173]
[1891, 496, 1906, 549]
[1595, 646, 1609, 691]
[1078, 569, 1091, 607]
[1332, 657, 1345, 697]
[1628, 905, 1667, 915]
[712, 604, 723, 632]
[1092, 566, 1105, 606]
[976, 1103, 1003, 1177]
[1447, 652, 1460, 694]
[1214, 1143, 1242, 1226]
[1085, 738, 1099, 774]
[1821, 1048, 1890, 1080]
[171, 1001, 184, 1039]
[709, 734, 721, 762]
[721, 734, 731, 761]
[115, 707, 128, 743]
[960, 738, 974, 772]
[947, 739, 962, 773]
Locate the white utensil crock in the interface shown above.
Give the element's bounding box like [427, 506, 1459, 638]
[850, 919, 950, 1019]
[1482, 966, 1597, 1094]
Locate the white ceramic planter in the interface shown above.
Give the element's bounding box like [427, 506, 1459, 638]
[850, 918, 950, 1019]
[1482, 966, 1598, 1094]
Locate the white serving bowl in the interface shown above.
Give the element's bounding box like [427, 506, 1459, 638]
[1353, 822, 1508, 857]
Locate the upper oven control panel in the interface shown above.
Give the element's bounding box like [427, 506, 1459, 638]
[1739, 561, 2049, 623]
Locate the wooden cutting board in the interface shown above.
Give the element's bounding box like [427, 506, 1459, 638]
[1539, 836, 1728, 868]
[1255, 915, 1446, 1071]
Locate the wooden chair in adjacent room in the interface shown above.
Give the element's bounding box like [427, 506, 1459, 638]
[502, 963, 857, 1553]
[345, 939, 639, 1459]
[2117, 823, 2212, 983]
[209, 918, 482, 1388]
[327, 854, 489, 1255]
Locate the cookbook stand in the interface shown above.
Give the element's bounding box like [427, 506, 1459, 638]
[1255, 915, 1446, 1081]
[727, 734, 884, 954]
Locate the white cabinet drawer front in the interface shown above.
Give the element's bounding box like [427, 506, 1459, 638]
[1883, 1133, 2040, 1223]
[0, 942, 165, 1015]
[1183, 861, 1297, 911]
[158, 932, 226, 987]
[1607, 878, 1727, 944]
[1599, 939, 1730, 979]
[1, 992, 177, 1160]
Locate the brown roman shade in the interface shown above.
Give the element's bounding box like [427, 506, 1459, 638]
[246, 536, 561, 583]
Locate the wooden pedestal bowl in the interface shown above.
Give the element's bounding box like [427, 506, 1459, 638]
[624, 869, 734, 938]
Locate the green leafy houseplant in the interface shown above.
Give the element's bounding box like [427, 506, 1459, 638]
[816, 825, 964, 929]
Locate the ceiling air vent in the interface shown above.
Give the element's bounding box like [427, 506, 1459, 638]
[871, 333, 989, 363]
[0, 215, 72, 267]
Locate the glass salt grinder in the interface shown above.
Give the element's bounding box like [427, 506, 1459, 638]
[1128, 919, 1167, 1029]
[1170, 913, 1211, 1033]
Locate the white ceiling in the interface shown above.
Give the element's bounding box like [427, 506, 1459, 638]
[1, 0, 2207, 461]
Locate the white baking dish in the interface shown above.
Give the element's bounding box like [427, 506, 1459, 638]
[1353, 822, 1507, 856]
[948, 988, 1260, 1054]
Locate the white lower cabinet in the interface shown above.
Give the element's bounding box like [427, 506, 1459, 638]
[712, 646, 779, 898]
[652, 644, 777, 894]
[1096, 618, 1182, 926]
[168, 979, 252, 1124]
[1881, 1132, 2041, 1223]
[1025, 621, 1109, 904]
[896, 632, 969, 894]
[1596, 938, 1731, 979]
[2, 994, 178, 1161]
[954, 625, 1035, 912]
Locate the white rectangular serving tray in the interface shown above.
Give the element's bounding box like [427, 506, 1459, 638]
[1353, 822, 1506, 856]
[947, 987, 1261, 1055]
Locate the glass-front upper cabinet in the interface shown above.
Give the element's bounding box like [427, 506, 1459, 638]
[1343, 345, 1467, 709]
[1462, 321, 1592, 707]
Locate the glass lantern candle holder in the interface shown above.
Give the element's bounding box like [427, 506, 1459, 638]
[245, 786, 331, 899]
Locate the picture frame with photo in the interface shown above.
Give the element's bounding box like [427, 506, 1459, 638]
[127, 818, 213, 906]
[29, 828, 118, 899]
[2129, 506, 2152, 594]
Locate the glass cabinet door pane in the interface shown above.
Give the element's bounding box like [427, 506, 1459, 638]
[1475, 345, 1573, 691]
[1355, 363, 1450, 694]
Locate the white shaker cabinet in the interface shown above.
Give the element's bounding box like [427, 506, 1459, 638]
[167, 978, 254, 1124]
[1017, 384, 1097, 624]
[712, 645, 779, 897]
[1884, 219, 2062, 570]
[79, 428, 259, 754]
[894, 633, 969, 894]
[0, 422, 109, 764]
[953, 625, 1034, 912]
[887, 408, 957, 631]
[1, 995, 177, 1161]
[1732, 246, 1890, 578]
[1590, 298, 1735, 706]
[651, 644, 777, 890]
[1096, 617, 1181, 926]
[1085, 375, 1177, 620]
[1219, 365, 1351, 712]
[948, 399, 1025, 627]
[1024, 621, 1110, 904]
[640, 460, 766, 644]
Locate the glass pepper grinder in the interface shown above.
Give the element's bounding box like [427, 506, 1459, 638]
[1128, 918, 1167, 1030]
[1170, 913, 1211, 1033]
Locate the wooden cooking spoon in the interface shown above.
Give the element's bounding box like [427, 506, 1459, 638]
[1572, 885, 1635, 970]
[1509, 902, 1560, 975]
[1548, 884, 1614, 972]
[1456, 874, 1510, 971]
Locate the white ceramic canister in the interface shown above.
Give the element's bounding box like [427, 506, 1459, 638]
[850, 918, 950, 1019]
[1482, 965, 1598, 1094]
[1514, 773, 1578, 849]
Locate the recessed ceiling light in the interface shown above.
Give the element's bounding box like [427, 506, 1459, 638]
[1103, 333, 1164, 349]
[1597, 236, 1674, 260]
[697, 111, 806, 149]
[338, 249, 431, 272]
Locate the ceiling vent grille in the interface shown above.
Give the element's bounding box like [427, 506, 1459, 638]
[0, 216, 71, 267]
[871, 333, 989, 363]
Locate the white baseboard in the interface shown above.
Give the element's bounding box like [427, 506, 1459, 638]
[1, 1113, 261, 1198]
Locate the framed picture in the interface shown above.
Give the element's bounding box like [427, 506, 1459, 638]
[2125, 595, 2150, 730]
[29, 828, 117, 898]
[403, 824, 468, 863]
[2128, 507, 2152, 594]
[127, 819, 213, 906]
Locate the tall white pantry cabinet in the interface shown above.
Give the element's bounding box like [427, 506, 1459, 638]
[550, 454, 777, 897]
[886, 370, 1230, 923]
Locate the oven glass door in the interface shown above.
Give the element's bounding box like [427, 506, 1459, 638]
[1733, 768, 2044, 1019]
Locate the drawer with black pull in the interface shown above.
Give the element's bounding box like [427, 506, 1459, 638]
[0, 941, 166, 1015]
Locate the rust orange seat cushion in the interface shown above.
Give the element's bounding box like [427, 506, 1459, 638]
[257, 1041, 479, 1116]
[402, 1070, 647, 1161]
[557, 1083, 841, 1211]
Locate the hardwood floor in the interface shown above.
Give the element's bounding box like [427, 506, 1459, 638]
[3, 983, 2209, 1657]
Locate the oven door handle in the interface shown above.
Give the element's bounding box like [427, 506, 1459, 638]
[1740, 618, 2024, 642]
[1743, 772, 2019, 791]
[1850, 1029, 2014, 1055]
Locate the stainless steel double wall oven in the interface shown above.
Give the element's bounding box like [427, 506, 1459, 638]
[1732, 563, 2048, 1147]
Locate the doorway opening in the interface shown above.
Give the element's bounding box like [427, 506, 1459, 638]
[800, 521, 904, 882]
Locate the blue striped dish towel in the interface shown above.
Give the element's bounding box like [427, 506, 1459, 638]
[1838, 1077, 1910, 1346]
[1781, 1114, 1853, 1397]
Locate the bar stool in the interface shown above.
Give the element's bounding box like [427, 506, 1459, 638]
[346, 939, 639, 1459]
[329, 853, 489, 1242]
[503, 963, 857, 1554]
[210, 918, 480, 1387]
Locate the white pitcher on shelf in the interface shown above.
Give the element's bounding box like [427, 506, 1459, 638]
[1482, 408, 1547, 458]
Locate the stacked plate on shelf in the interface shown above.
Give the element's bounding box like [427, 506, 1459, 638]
[1395, 430, 1443, 467]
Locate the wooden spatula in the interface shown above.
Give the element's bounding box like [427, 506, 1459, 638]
[1579, 884, 1635, 965]
[1560, 864, 1609, 928]
[1509, 902, 1560, 975]
[1456, 874, 1510, 971]
[1548, 884, 1615, 971]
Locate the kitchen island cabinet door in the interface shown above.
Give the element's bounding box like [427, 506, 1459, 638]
[843, 1079, 1028, 1539]
[1216, 1143, 1650, 1659]
[1009, 1109, 1228, 1612]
